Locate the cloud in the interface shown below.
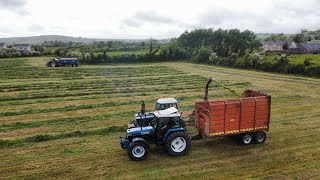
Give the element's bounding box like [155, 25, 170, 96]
[0, 0, 29, 15]
[0, 0, 320, 39]
[197, 0, 320, 34]
[124, 11, 176, 27]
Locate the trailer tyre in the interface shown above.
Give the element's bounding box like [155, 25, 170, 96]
[240, 133, 253, 145]
[253, 131, 266, 144]
[51, 63, 56, 67]
[165, 131, 191, 156]
[127, 141, 149, 161]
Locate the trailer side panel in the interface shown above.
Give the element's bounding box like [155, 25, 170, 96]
[194, 90, 271, 138]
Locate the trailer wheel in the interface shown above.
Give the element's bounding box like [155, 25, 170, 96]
[253, 131, 266, 144]
[127, 141, 149, 161]
[51, 63, 56, 67]
[165, 131, 191, 156]
[240, 133, 253, 145]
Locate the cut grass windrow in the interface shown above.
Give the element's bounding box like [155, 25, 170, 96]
[0, 125, 126, 149]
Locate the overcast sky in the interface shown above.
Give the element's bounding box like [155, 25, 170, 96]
[0, 0, 319, 39]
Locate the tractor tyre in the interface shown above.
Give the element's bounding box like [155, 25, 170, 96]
[165, 131, 191, 156]
[51, 62, 56, 67]
[253, 131, 267, 144]
[127, 141, 149, 161]
[240, 133, 253, 145]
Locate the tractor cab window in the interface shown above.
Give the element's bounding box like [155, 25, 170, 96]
[156, 116, 181, 139]
[155, 103, 178, 110]
[158, 117, 180, 129]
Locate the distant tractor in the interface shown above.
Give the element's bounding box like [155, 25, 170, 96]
[46, 56, 79, 67]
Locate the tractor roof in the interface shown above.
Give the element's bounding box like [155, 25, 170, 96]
[154, 107, 180, 118]
[156, 98, 178, 104]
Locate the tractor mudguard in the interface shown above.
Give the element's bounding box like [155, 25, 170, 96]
[162, 128, 185, 142]
[132, 137, 149, 145]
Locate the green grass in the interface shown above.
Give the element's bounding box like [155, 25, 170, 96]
[264, 53, 320, 65]
[0, 57, 320, 179]
[95, 49, 150, 56]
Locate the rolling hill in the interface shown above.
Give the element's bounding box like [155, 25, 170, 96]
[0, 35, 171, 44]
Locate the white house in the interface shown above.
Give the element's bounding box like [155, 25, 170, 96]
[0, 43, 7, 49]
[13, 44, 31, 51]
[261, 41, 275, 51]
[288, 41, 298, 49]
[262, 41, 298, 52]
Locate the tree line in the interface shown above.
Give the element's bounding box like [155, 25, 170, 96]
[81, 28, 320, 77]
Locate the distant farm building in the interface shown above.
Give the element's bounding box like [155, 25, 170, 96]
[13, 44, 31, 51]
[261, 40, 320, 54]
[298, 40, 320, 54]
[0, 43, 7, 49]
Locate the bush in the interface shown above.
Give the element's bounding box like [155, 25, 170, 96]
[191, 47, 212, 63]
[305, 65, 320, 77]
[159, 41, 188, 60]
[208, 52, 219, 64]
[304, 58, 313, 66]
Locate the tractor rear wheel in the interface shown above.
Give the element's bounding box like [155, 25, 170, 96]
[127, 141, 149, 161]
[165, 131, 191, 156]
[253, 131, 266, 144]
[51, 62, 56, 67]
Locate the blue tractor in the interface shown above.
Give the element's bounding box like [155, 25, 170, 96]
[120, 99, 190, 161]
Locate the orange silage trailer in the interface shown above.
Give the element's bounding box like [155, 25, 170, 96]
[193, 78, 271, 145]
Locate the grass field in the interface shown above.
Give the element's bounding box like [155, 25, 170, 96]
[0, 57, 320, 179]
[96, 49, 149, 57]
[264, 53, 320, 65]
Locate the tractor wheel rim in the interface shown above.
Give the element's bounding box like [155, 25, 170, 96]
[244, 135, 252, 144]
[132, 146, 145, 158]
[171, 137, 186, 153]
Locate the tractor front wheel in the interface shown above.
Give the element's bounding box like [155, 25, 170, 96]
[127, 141, 149, 161]
[165, 131, 191, 156]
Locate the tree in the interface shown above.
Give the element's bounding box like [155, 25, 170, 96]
[177, 28, 214, 52]
[147, 39, 160, 59]
[159, 40, 187, 60]
[54, 49, 62, 56]
[264, 33, 287, 41]
[292, 33, 305, 43]
[177, 28, 259, 57]
[106, 41, 113, 48]
[190, 47, 212, 63]
[32, 45, 45, 53]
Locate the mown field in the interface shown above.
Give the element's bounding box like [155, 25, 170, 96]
[0, 57, 320, 179]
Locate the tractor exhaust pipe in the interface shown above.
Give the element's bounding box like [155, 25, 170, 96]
[204, 77, 215, 101]
[140, 100, 145, 115]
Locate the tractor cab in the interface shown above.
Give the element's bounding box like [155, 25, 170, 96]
[153, 107, 184, 140]
[155, 98, 178, 110]
[120, 107, 190, 161]
[128, 98, 178, 129]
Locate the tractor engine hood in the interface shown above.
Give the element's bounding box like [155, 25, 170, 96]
[127, 126, 155, 135]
